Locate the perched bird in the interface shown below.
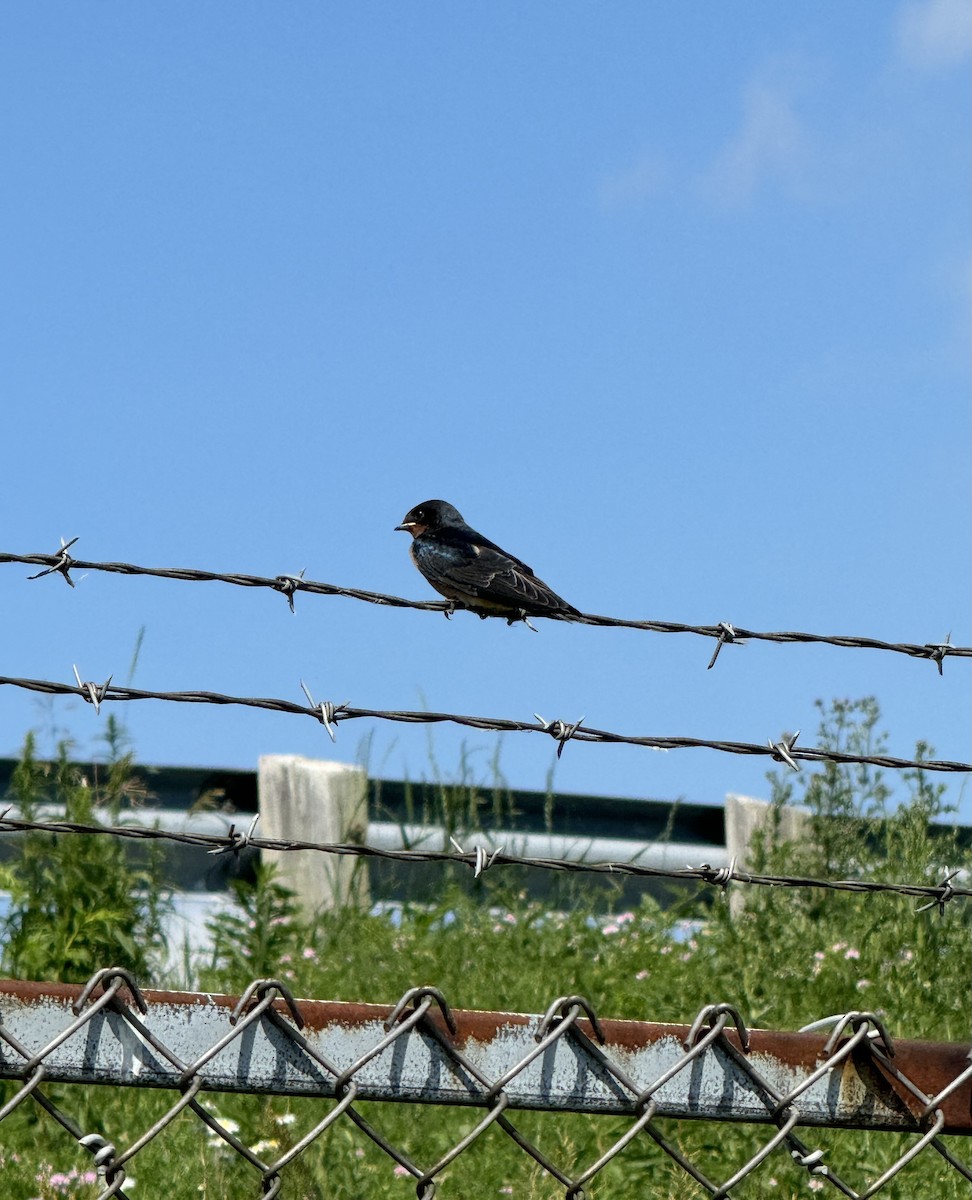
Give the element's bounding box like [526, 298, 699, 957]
[395, 499, 580, 623]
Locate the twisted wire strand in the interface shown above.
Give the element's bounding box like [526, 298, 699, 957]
[2, 548, 966, 667]
[0, 814, 968, 902]
[0, 673, 968, 774]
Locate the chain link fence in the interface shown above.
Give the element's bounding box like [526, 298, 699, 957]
[1, 968, 969, 1199]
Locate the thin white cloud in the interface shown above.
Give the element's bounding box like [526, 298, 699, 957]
[597, 153, 670, 210]
[601, 9, 965, 217]
[895, 0, 971, 70]
[704, 75, 809, 207]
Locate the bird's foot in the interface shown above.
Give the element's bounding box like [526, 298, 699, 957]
[507, 610, 539, 632]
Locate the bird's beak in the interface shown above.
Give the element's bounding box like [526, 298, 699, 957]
[396, 520, 427, 538]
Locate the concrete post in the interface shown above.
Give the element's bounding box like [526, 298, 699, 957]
[258, 755, 369, 915]
[725, 793, 808, 917]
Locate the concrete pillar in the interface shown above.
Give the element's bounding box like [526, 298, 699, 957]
[725, 793, 808, 917]
[258, 755, 369, 915]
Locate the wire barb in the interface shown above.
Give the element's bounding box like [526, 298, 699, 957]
[300, 682, 348, 743]
[72, 665, 113, 715]
[27, 536, 80, 587]
[706, 622, 738, 670]
[273, 570, 306, 613]
[450, 836, 505, 877]
[534, 714, 586, 759]
[915, 868, 962, 916]
[768, 730, 801, 771]
[925, 631, 953, 676]
[209, 814, 260, 858]
[696, 857, 737, 891]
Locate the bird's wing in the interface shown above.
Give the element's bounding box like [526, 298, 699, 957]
[451, 527, 536, 575]
[446, 537, 574, 614]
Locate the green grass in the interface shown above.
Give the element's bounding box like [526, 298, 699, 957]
[2, 698, 970, 1199]
[2, 877, 969, 1200]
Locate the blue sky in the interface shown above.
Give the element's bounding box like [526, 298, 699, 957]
[2, 2, 969, 820]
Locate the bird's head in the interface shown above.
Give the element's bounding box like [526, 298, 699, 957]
[395, 499, 463, 538]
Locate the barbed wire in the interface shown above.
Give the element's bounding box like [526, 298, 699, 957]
[2, 542, 966, 671]
[1, 670, 969, 774]
[0, 813, 968, 907]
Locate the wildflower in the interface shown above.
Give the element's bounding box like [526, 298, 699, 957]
[602, 923, 620, 936]
[856, 979, 872, 990]
[393, 1165, 411, 1177]
[206, 1114, 240, 1152]
[844, 947, 860, 960]
[275, 1112, 297, 1127]
[635, 969, 649, 980]
[302, 947, 318, 960]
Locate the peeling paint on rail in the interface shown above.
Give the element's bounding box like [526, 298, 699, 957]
[0, 979, 968, 1135]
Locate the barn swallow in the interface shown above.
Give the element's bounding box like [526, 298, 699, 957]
[395, 499, 580, 623]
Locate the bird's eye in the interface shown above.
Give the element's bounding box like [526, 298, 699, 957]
[415, 509, 425, 521]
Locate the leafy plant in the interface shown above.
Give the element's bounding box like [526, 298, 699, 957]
[0, 732, 169, 982]
[205, 863, 304, 990]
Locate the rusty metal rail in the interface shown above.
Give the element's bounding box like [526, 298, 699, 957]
[1, 970, 970, 1198]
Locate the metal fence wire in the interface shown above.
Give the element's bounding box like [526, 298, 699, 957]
[1, 969, 970, 1199]
[2, 541, 968, 670]
[2, 672, 970, 777]
[0, 812, 968, 908]
[2, 543, 970, 1199]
